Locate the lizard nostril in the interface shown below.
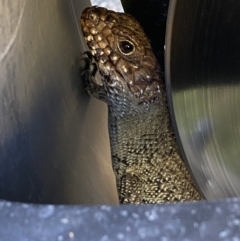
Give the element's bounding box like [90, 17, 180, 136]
[88, 10, 99, 25]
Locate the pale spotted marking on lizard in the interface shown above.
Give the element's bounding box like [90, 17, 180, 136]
[80, 6, 203, 204]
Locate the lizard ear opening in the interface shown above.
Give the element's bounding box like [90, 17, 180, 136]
[117, 40, 135, 55]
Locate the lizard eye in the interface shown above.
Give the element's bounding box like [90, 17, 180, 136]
[118, 40, 135, 55]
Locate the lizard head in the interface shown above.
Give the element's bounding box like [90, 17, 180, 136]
[80, 6, 164, 104]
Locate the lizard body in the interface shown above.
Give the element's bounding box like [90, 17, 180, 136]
[80, 6, 202, 203]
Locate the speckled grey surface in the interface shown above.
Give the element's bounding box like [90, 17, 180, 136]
[1, 198, 240, 240]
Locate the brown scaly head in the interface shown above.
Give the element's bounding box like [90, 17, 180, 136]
[80, 6, 164, 104]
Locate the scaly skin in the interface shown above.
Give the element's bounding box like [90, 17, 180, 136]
[80, 6, 202, 203]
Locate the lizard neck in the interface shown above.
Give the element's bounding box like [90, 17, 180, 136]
[108, 96, 177, 162]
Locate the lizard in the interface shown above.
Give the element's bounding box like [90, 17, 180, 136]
[80, 6, 203, 204]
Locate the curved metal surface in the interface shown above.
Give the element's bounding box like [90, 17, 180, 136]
[0, 0, 118, 204]
[166, 0, 240, 199]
